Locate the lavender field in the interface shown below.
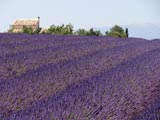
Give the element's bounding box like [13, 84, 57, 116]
[0, 33, 160, 120]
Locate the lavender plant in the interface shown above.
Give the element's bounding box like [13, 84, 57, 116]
[0, 33, 160, 120]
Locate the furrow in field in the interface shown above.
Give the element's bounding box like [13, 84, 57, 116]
[2, 45, 160, 120]
[0, 38, 140, 80]
[0, 41, 159, 115]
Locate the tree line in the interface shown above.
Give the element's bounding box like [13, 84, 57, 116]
[8, 24, 129, 38]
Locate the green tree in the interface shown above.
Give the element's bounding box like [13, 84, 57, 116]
[111, 25, 124, 34]
[8, 25, 13, 33]
[87, 28, 94, 35]
[87, 28, 102, 36]
[94, 30, 102, 36]
[76, 28, 102, 36]
[105, 25, 127, 38]
[125, 28, 129, 38]
[8, 28, 13, 33]
[65, 24, 73, 35]
[76, 29, 88, 35]
[47, 24, 74, 35]
[105, 31, 109, 35]
[22, 26, 33, 34]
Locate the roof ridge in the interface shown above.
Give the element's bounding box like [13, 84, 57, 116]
[13, 19, 39, 26]
[15, 19, 38, 21]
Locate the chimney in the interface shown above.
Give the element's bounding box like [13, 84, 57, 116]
[38, 16, 40, 29]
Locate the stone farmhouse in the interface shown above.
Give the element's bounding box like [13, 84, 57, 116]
[11, 17, 40, 32]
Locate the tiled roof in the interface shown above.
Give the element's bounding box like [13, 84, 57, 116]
[13, 19, 38, 26]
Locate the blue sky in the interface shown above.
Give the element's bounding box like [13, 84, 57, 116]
[0, 0, 160, 32]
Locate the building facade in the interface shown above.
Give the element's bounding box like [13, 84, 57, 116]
[12, 17, 40, 33]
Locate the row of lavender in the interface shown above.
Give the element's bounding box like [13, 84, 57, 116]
[0, 34, 144, 80]
[0, 33, 160, 120]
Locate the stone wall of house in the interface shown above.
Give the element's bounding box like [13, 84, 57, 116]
[13, 24, 39, 32]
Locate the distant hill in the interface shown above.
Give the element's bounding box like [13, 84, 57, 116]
[95, 23, 160, 40]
